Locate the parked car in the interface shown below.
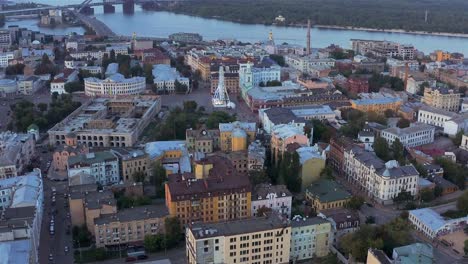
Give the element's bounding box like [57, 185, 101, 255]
[125, 257, 136, 262]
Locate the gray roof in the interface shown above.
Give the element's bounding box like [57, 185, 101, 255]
[94, 204, 169, 225]
[68, 151, 117, 167]
[306, 179, 352, 203]
[382, 123, 435, 137]
[291, 216, 329, 228]
[263, 108, 305, 125]
[190, 213, 289, 239]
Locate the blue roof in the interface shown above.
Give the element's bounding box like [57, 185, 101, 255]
[409, 208, 446, 233]
[352, 97, 401, 105]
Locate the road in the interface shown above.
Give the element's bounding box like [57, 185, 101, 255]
[73, 11, 116, 37]
[92, 245, 186, 264]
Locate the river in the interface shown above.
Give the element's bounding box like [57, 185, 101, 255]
[6, 1, 468, 54]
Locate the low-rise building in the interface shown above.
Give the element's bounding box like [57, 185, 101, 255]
[251, 184, 292, 218]
[380, 123, 435, 147]
[52, 132, 89, 172]
[48, 96, 161, 147]
[94, 205, 169, 248]
[50, 68, 79, 94]
[186, 213, 291, 264]
[84, 73, 146, 96]
[344, 147, 419, 205]
[153, 64, 190, 94]
[351, 97, 402, 115]
[290, 105, 336, 121]
[165, 155, 251, 226]
[290, 216, 332, 261]
[0, 79, 18, 97]
[305, 179, 352, 212]
[408, 208, 467, 239]
[417, 105, 459, 128]
[461, 133, 468, 151]
[111, 148, 151, 183]
[259, 108, 306, 134]
[145, 140, 191, 174]
[186, 127, 220, 154]
[0, 131, 36, 180]
[17, 76, 42, 95]
[318, 208, 360, 241]
[392, 243, 434, 264]
[346, 77, 369, 94]
[67, 152, 120, 186]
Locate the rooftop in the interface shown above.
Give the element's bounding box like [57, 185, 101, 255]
[289, 105, 335, 118]
[86, 73, 146, 84]
[409, 208, 448, 233]
[382, 123, 435, 137]
[152, 64, 188, 82]
[252, 184, 291, 201]
[290, 215, 329, 228]
[94, 204, 169, 225]
[219, 121, 256, 133]
[68, 151, 117, 167]
[190, 213, 288, 239]
[296, 146, 324, 165]
[306, 179, 352, 203]
[0, 239, 31, 264]
[393, 243, 434, 264]
[262, 108, 305, 125]
[271, 124, 305, 140]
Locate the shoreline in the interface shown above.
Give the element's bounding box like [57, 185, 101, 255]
[157, 10, 468, 39]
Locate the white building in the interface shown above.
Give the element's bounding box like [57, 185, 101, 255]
[239, 61, 281, 88]
[17, 76, 42, 95]
[105, 63, 119, 77]
[344, 146, 419, 205]
[50, 69, 79, 94]
[285, 55, 335, 73]
[409, 208, 468, 239]
[290, 216, 333, 262]
[461, 134, 468, 151]
[381, 123, 435, 147]
[84, 73, 146, 97]
[0, 169, 44, 264]
[358, 124, 375, 151]
[152, 64, 189, 94]
[259, 108, 306, 134]
[105, 45, 129, 56]
[461, 98, 468, 113]
[251, 184, 292, 218]
[443, 114, 468, 137]
[0, 79, 18, 97]
[0, 52, 14, 68]
[67, 151, 120, 186]
[289, 105, 336, 121]
[417, 105, 459, 128]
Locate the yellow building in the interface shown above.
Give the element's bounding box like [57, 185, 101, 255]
[186, 127, 220, 154]
[305, 179, 352, 212]
[111, 148, 151, 183]
[351, 97, 402, 115]
[165, 155, 252, 226]
[186, 214, 291, 264]
[422, 87, 461, 112]
[94, 205, 168, 248]
[435, 50, 451, 62]
[366, 248, 392, 264]
[290, 216, 333, 261]
[295, 146, 326, 190]
[219, 121, 256, 152]
[69, 184, 117, 235]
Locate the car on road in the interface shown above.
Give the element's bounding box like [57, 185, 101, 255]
[48, 254, 53, 261]
[125, 257, 136, 262]
[137, 255, 148, 260]
[64, 246, 69, 253]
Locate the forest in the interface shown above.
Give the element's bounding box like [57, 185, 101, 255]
[148, 0, 468, 34]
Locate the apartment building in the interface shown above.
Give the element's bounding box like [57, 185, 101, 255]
[186, 127, 220, 154]
[186, 213, 291, 264]
[422, 87, 461, 112]
[69, 184, 117, 234]
[111, 148, 151, 183]
[67, 151, 120, 186]
[219, 121, 256, 152]
[290, 216, 332, 261]
[251, 184, 292, 218]
[211, 71, 240, 94]
[153, 64, 190, 94]
[380, 123, 435, 147]
[165, 155, 251, 226]
[409, 208, 467, 239]
[270, 124, 309, 164]
[94, 205, 168, 248]
[239, 61, 281, 89]
[296, 146, 326, 190]
[351, 97, 402, 115]
[351, 39, 415, 59]
[0, 131, 36, 180]
[52, 132, 89, 172]
[247, 140, 266, 171]
[84, 74, 146, 97]
[259, 108, 306, 134]
[344, 147, 419, 205]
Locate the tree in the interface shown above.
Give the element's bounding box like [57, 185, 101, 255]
[256, 206, 272, 217]
[132, 171, 146, 183]
[452, 130, 464, 146]
[34, 54, 56, 75]
[396, 118, 410, 128]
[131, 64, 144, 77]
[5, 64, 25, 75]
[143, 63, 154, 84]
[206, 111, 236, 129]
[391, 138, 405, 163]
[150, 162, 166, 198]
[174, 80, 188, 94]
[269, 54, 285, 66]
[420, 188, 435, 202]
[249, 170, 270, 186]
[278, 152, 301, 192]
[393, 191, 413, 208]
[165, 217, 183, 248]
[37, 103, 48, 112]
[435, 157, 465, 189]
[144, 234, 164, 253]
[465, 240, 468, 255]
[374, 137, 390, 161]
[345, 196, 365, 210]
[457, 190, 468, 215]
[64, 82, 84, 94]
[183, 101, 198, 113]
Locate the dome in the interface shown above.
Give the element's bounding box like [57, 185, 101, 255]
[32, 40, 41, 45]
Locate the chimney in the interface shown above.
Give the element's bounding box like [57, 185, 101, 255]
[306, 19, 311, 56]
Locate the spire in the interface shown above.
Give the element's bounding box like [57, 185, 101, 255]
[306, 19, 311, 56]
[268, 30, 274, 41]
[212, 66, 235, 109]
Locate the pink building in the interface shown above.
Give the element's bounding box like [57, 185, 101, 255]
[270, 124, 309, 164]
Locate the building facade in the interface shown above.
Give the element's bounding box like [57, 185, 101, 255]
[219, 121, 256, 152]
[153, 64, 190, 94]
[186, 214, 291, 264]
[290, 216, 332, 261]
[186, 127, 220, 154]
[111, 148, 151, 183]
[305, 179, 352, 212]
[0, 132, 36, 180]
[84, 74, 146, 96]
[251, 184, 292, 218]
[422, 87, 461, 112]
[380, 123, 435, 147]
[67, 152, 120, 186]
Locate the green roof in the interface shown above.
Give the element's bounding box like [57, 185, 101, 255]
[68, 151, 117, 167]
[305, 179, 352, 203]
